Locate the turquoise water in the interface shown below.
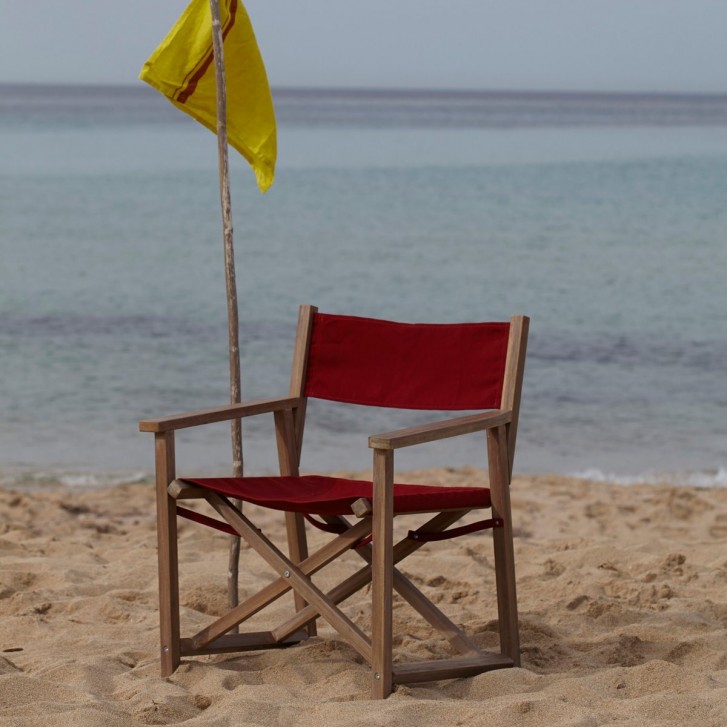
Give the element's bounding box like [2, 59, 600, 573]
[1, 85, 726, 486]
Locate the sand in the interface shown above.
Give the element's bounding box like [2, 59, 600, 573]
[2, 467, 727, 726]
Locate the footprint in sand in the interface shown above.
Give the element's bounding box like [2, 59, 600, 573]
[0, 656, 22, 674]
[709, 513, 727, 539]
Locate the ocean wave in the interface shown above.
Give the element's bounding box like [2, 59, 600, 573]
[572, 466, 727, 488]
[0, 469, 149, 490]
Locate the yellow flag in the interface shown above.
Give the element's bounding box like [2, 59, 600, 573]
[140, 0, 276, 192]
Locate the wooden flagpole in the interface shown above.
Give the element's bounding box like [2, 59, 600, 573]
[208, 0, 243, 614]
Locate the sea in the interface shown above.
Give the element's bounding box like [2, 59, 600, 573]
[1, 84, 726, 489]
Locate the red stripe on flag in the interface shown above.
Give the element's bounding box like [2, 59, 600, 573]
[174, 0, 239, 105]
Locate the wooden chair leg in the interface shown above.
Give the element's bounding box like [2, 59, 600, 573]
[155, 432, 181, 676]
[487, 426, 520, 666]
[276, 408, 317, 636]
[284, 511, 316, 635]
[371, 448, 394, 698]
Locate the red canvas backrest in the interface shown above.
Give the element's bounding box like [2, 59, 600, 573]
[303, 312, 511, 410]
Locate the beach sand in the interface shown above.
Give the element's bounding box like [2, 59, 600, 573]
[2, 467, 727, 726]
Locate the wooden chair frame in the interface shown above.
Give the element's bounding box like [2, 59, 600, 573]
[139, 305, 529, 698]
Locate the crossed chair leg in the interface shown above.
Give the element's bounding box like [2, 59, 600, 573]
[157, 480, 519, 699]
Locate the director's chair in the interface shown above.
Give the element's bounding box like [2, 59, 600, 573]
[139, 305, 529, 698]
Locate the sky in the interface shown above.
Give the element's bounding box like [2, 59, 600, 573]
[1, 0, 726, 93]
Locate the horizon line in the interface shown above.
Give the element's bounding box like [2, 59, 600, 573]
[1, 80, 726, 101]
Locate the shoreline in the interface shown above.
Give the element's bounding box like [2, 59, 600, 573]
[2, 467, 727, 724]
[2, 463, 726, 492]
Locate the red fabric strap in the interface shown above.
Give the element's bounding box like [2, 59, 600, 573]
[177, 506, 237, 536]
[303, 513, 349, 534]
[304, 312, 510, 410]
[407, 518, 503, 542]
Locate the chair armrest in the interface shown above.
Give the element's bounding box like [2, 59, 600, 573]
[138, 396, 303, 433]
[368, 410, 511, 450]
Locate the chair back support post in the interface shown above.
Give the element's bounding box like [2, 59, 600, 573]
[274, 407, 313, 625]
[371, 448, 395, 698]
[274, 408, 300, 478]
[289, 304, 317, 466]
[286, 308, 317, 633]
[501, 316, 530, 481]
[154, 430, 181, 676]
[486, 424, 521, 664]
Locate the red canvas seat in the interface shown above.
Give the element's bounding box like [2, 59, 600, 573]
[140, 305, 529, 698]
[179, 475, 491, 516]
